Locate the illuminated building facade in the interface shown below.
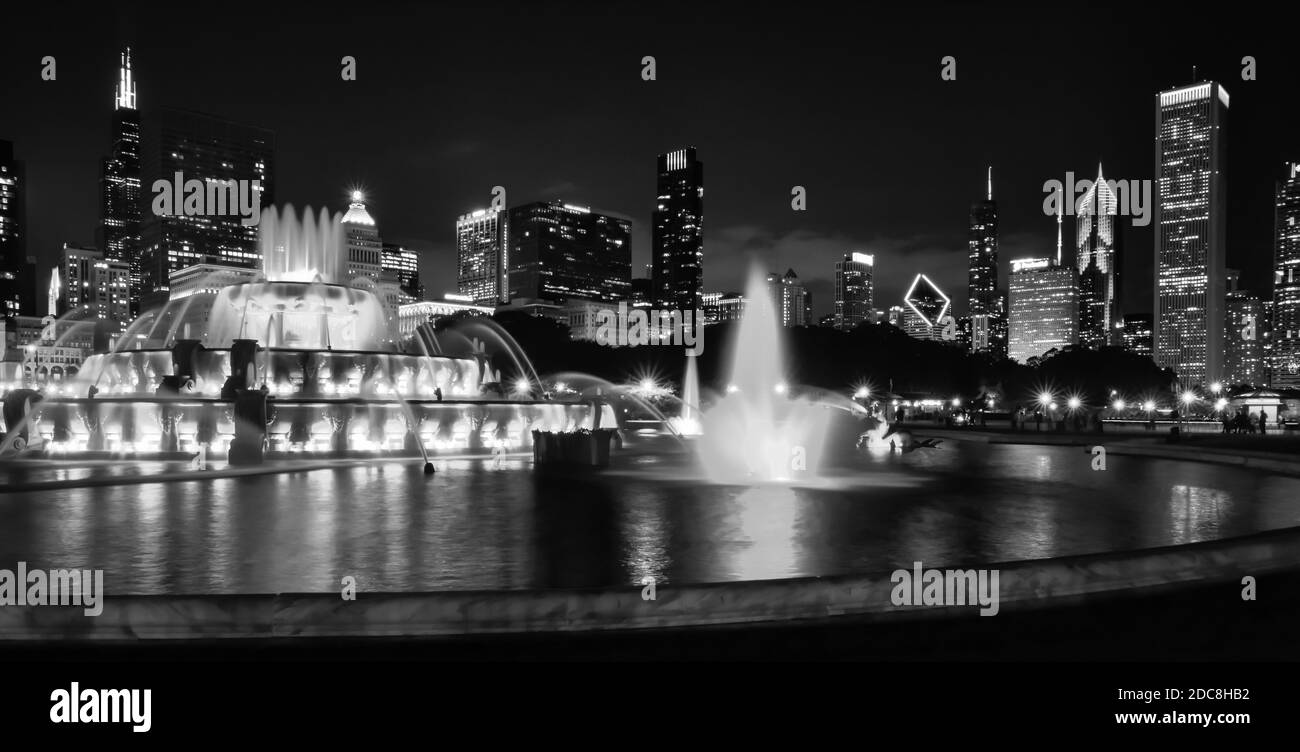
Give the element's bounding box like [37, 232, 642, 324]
[0, 139, 35, 318]
[968, 167, 1005, 356]
[834, 252, 874, 330]
[652, 147, 703, 310]
[456, 207, 507, 305]
[139, 108, 275, 310]
[506, 201, 631, 303]
[61, 244, 130, 328]
[99, 48, 143, 314]
[902, 273, 951, 341]
[1154, 81, 1229, 386]
[1008, 257, 1078, 363]
[341, 192, 382, 283]
[1224, 270, 1265, 386]
[1122, 313, 1154, 360]
[1273, 162, 1300, 387]
[382, 242, 422, 300]
[768, 269, 811, 327]
[1077, 164, 1122, 348]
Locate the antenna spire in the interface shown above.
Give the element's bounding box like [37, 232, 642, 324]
[986, 166, 992, 201]
[1055, 211, 1063, 265]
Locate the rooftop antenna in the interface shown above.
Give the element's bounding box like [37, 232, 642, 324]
[986, 166, 992, 201]
[1192, 65, 1198, 83]
[1055, 210, 1063, 265]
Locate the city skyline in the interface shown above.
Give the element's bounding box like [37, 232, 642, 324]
[2, 4, 1296, 324]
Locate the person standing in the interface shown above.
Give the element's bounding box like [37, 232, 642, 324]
[1259, 410, 1268, 435]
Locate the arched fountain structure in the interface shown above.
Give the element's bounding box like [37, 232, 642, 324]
[5, 205, 612, 461]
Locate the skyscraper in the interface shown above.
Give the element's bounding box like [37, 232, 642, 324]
[834, 252, 874, 330]
[1008, 257, 1078, 364]
[1272, 161, 1300, 387]
[456, 207, 507, 306]
[381, 242, 422, 300]
[1154, 81, 1229, 387]
[341, 192, 382, 283]
[1122, 314, 1154, 360]
[0, 139, 34, 318]
[902, 273, 952, 341]
[1224, 269, 1265, 386]
[61, 244, 131, 326]
[98, 48, 142, 314]
[767, 269, 811, 327]
[138, 108, 275, 310]
[652, 147, 703, 310]
[507, 201, 631, 303]
[968, 167, 1004, 356]
[1076, 164, 1122, 348]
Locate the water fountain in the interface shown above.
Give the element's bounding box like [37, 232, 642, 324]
[693, 268, 836, 483]
[1, 205, 613, 461]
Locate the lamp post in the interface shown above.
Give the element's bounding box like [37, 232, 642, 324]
[1181, 391, 1197, 431]
[1038, 392, 1051, 432]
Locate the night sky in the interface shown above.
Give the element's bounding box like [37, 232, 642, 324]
[2, 1, 1297, 319]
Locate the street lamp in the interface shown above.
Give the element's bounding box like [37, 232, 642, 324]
[1211, 382, 1222, 396]
[1112, 399, 1126, 412]
[1181, 391, 1197, 428]
[1038, 392, 1051, 432]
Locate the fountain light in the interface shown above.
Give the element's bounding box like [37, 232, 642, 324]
[1143, 400, 1156, 412]
[1038, 392, 1052, 407]
[1067, 397, 1081, 410]
[853, 386, 870, 400]
[1211, 382, 1222, 395]
[951, 397, 961, 408]
[1215, 397, 1228, 411]
[726, 384, 739, 394]
[513, 377, 532, 397]
[1181, 391, 1197, 406]
[775, 382, 787, 395]
[1112, 399, 1125, 411]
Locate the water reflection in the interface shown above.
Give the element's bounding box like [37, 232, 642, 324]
[1, 443, 1299, 595]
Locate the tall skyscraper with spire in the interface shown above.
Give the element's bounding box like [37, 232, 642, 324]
[652, 147, 703, 311]
[1076, 164, 1122, 349]
[99, 48, 142, 315]
[967, 167, 1004, 356]
[1155, 81, 1229, 387]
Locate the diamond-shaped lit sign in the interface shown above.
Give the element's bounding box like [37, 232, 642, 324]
[903, 273, 951, 327]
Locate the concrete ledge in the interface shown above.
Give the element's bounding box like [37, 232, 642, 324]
[3, 526, 1298, 641]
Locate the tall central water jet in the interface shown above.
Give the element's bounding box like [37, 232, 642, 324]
[695, 267, 832, 483]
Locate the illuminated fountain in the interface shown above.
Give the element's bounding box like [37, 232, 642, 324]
[694, 268, 837, 483]
[2, 205, 611, 461]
